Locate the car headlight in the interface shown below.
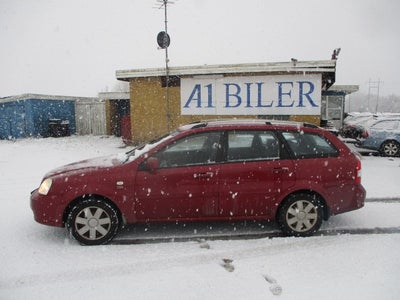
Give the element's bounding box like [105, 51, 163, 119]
[38, 178, 53, 195]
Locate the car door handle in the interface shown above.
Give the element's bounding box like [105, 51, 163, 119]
[195, 172, 214, 179]
[273, 167, 289, 174]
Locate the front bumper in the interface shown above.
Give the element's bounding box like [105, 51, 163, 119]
[30, 189, 65, 227]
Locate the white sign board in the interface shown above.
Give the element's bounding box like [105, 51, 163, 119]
[181, 74, 322, 115]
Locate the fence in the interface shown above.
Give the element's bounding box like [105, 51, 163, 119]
[75, 101, 106, 135]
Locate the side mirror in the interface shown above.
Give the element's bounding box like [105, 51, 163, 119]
[146, 157, 159, 172]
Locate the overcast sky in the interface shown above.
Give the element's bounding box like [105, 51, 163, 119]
[1, 0, 399, 98]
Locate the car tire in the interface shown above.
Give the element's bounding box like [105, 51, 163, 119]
[66, 198, 120, 245]
[380, 140, 400, 157]
[277, 193, 323, 237]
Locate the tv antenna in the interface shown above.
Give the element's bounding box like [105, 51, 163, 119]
[154, 0, 176, 131]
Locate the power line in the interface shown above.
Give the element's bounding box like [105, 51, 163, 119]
[367, 79, 383, 113]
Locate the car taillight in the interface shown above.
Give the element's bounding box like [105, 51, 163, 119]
[355, 158, 362, 184]
[361, 130, 369, 138]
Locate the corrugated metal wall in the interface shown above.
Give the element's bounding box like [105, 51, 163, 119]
[0, 98, 76, 139]
[75, 101, 106, 135]
[0, 103, 26, 139]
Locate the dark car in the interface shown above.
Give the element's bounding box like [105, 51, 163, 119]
[357, 118, 400, 157]
[340, 114, 376, 139]
[31, 119, 366, 245]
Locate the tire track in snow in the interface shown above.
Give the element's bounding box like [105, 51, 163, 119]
[112, 226, 400, 245]
[365, 197, 400, 203]
[3, 201, 399, 289]
[0, 236, 327, 289]
[2, 226, 399, 290]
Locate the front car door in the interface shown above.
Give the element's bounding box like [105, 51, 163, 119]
[134, 131, 222, 222]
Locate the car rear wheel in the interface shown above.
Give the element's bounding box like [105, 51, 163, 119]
[67, 198, 120, 245]
[380, 140, 399, 157]
[277, 193, 323, 237]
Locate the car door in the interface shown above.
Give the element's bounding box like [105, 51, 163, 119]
[218, 130, 295, 219]
[134, 131, 222, 221]
[369, 119, 400, 147]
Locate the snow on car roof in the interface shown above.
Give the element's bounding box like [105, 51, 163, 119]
[179, 119, 319, 131]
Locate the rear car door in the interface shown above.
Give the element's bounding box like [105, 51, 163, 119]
[280, 130, 348, 205]
[218, 130, 295, 219]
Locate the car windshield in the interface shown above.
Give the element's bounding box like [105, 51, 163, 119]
[124, 132, 176, 163]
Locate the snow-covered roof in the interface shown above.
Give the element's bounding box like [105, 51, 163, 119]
[116, 60, 337, 91]
[98, 92, 130, 100]
[0, 93, 98, 104]
[328, 85, 359, 94]
[116, 60, 336, 79]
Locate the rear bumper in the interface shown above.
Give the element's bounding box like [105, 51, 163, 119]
[355, 184, 366, 208]
[332, 184, 366, 216]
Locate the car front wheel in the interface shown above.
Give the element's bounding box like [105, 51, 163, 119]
[277, 193, 323, 237]
[66, 198, 120, 245]
[380, 140, 400, 157]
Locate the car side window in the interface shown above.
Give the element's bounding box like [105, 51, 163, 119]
[371, 120, 398, 130]
[282, 131, 338, 158]
[154, 131, 221, 168]
[227, 130, 280, 162]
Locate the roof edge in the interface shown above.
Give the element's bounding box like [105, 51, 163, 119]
[98, 92, 130, 100]
[116, 60, 337, 80]
[0, 93, 98, 104]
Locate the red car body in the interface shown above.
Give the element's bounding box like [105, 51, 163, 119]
[31, 120, 366, 244]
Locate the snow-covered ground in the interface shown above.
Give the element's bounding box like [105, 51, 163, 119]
[1, 136, 400, 299]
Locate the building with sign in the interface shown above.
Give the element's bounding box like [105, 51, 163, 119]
[116, 60, 351, 145]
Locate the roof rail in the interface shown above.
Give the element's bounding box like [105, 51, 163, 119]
[187, 119, 320, 129]
[190, 122, 208, 129]
[303, 123, 319, 128]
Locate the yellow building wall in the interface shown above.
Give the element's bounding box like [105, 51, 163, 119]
[289, 115, 321, 125]
[129, 77, 321, 145]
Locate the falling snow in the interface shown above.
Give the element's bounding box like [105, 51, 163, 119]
[0, 136, 399, 299]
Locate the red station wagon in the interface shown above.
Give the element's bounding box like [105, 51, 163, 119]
[31, 120, 366, 245]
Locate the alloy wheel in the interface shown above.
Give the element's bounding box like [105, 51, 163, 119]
[67, 198, 120, 245]
[285, 200, 318, 232]
[74, 206, 112, 240]
[382, 141, 399, 157]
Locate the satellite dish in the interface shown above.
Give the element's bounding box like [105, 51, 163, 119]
[157, 31, 170, 49]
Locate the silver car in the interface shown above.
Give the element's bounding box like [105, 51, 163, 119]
[357, 118, 400, 157]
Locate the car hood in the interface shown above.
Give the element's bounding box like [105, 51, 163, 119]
[44, 154, 126, 178]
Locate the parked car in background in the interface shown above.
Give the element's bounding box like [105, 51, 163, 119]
[31, 119, 366, 245]
[340, 113, 377, 139]
[357, 118, 400, 157]
[341, 113, 400, 140]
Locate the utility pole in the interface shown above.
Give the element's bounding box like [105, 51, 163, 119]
[367, 79, 382, 113]
[155, 0, 174, 131]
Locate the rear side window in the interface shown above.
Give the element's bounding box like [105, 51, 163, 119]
[227, 130, 280, 161]
[371, 120, 399, 130]
[282, 131, 338, 159]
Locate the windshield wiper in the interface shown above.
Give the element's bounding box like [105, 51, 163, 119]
[123, 133, 173, 163]
[123, 142, 149, 163]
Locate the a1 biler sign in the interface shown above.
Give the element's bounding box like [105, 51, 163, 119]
[181, 74, 322, 115]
